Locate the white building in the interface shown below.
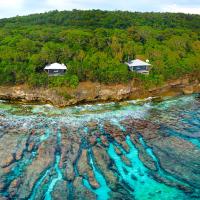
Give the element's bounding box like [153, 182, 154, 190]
[44, 63, 67, 76]
[125, 59, 151, 74]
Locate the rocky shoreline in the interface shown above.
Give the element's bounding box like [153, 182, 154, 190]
[0, 93, 200, 199]
[0, 76, 199, 107]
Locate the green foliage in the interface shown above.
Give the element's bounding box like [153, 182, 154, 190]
[0, 10, 199, 88]
[68, 75, 79, 88]
[28, 73, 48, 87]
[1, 10, 200, 30]
[48, 74, 79, 88]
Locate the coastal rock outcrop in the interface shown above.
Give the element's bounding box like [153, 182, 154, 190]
[0, 76, 199, 107]
[0, 94, 200, 199]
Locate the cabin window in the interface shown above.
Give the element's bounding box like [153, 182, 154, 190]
[134, 66, 148, 71]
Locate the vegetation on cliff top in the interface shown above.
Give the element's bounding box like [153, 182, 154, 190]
[0, 10, 199, 88]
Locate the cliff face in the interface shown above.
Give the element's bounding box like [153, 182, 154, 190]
[0, 77, 200, 107]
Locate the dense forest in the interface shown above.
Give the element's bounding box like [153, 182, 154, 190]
[0, 10, 199, 88]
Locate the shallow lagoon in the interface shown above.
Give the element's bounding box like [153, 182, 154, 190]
[0, 95, 200, 200]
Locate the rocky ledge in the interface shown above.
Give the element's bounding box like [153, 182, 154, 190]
[0, 76, 200, 107]
[0, 117, 199, 199]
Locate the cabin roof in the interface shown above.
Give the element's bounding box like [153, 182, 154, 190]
[44, 63, 67, 70]
[126, 59, 151, 67]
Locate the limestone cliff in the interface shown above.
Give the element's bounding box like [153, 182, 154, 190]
[0, 76, 199, 107]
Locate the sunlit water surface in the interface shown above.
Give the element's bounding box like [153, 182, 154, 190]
[0, 94, 199, 200]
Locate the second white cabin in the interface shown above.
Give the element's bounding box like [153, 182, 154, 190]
[125, 59, 151, 74]
[44, 63, 67, 76]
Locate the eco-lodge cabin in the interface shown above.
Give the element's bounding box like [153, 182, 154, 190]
[44, 63, 67, 76]
[125, 59, 151, 74]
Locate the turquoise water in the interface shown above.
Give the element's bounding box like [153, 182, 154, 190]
[44, 130, 62, 200]
[0, 94, 200, 199]
[108, 136, 186, 200]
[83, 149, 111, 200]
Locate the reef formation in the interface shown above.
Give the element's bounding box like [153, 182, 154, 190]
[0, 94, 200, 200]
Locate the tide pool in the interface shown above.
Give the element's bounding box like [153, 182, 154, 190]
[0, 94, 199, 200]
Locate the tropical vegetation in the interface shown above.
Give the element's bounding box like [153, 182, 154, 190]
[0, 10, 199, 88]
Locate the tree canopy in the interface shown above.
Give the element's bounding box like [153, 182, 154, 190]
[0, 10, 199, 88]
